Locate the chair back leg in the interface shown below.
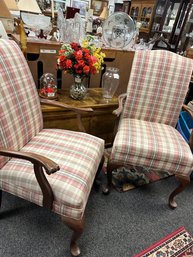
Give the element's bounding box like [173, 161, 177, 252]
[169, 176, 190, 209]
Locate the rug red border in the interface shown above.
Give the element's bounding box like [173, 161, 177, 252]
[132, 227, 187, 257]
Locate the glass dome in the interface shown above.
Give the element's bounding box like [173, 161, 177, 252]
[39, 73, 57, 99]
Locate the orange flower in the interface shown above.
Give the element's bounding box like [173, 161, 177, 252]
[83, 65, 90, 74]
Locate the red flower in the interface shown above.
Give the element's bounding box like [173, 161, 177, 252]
[74, 50, 83, 60]
[83, 65, 90, 74]
[58, 49, 66, 54]
[66, 59, 72, 68]
[78, 60, 85, 67]
[57, 41, 104, 77]
[90, 56, 97, 64]
[90, 66, 97, 74]
[70, 42, 80, 51]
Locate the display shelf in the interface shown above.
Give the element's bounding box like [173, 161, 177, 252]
[149, 0, 193, 52]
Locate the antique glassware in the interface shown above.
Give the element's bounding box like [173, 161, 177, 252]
[70, 75, 87, 100]
[39, 73, 57, 99]
[102, 12, 136, 49]
[102, 67, 120, 99]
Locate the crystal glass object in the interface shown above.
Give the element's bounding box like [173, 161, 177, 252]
[39, 73, 57, 99]
[102, 67, 120, 99]
[102, 12, 136, 49]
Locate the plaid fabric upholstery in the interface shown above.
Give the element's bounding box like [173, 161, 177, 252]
[122, 50, 193, 127]
[0, 39, 105, 220]
[0, 129, 104, 219]
[110, 118, 193, 177]
[0, 39, 43, 168]
[111, 50, 193, 178]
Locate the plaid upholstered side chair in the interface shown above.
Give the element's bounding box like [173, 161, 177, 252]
[103, 50, 193, 209]
[0, 39, 104, 256]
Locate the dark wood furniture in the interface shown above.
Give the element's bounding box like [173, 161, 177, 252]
[129, 0, 156, 34]
[41, 88, 118, 147]
[149, 0, 193, 52]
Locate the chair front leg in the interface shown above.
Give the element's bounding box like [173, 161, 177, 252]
[169, 175, 190, 209]
[61, 215, 85, 257]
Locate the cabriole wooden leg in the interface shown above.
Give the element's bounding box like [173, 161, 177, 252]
[169, 175, 190, 209]
[61, 215, 85, 256]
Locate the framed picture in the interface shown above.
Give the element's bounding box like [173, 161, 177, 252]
[91, 0, 108, 16]
[71, 0, 90, 17]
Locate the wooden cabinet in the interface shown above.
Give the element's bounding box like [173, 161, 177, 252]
[129, 0, 156, 33]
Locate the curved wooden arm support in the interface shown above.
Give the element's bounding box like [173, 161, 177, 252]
[110, 93, 127, 138]
[0, 149, 60, 209]
[40, 98, 93, 132]
[112, 93, 127, 117]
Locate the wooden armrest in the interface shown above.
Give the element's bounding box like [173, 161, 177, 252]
[0, 149, 59, 175]
[113, 93, 127, 117]
[40, 98, 93, 132]
[0, 148, 60, 209]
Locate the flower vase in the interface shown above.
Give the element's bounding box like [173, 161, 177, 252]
[70, 76, 87, 100]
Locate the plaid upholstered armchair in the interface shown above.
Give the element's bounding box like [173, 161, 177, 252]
[104, 50, 193, 209]
[0, 39, 104, 256]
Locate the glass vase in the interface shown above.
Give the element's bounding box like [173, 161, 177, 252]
[102, 67, 120, 99]
[70, 75, 87, 100]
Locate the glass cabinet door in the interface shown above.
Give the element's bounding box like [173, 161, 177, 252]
[150, 0, 191, 51]
[179, 3, 193, 53]
[140, 4, 154, 32]
[152, 0, 168, 33]
[130, 4, 141, 22]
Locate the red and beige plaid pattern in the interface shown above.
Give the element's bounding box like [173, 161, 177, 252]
[0, 39, 104, 220]
[111, 50, 193, 178]
[122, 50, 193, 127]
[0, 129, 104, 219]
[0, 39, 43, 168]
[110, 118, 193, 177]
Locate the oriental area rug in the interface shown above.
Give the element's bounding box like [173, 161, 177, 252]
[133, 227, 193, 257]
[103, 149, 171, 192]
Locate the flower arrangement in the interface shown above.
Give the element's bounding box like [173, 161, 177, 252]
[57, 38, 106, 78]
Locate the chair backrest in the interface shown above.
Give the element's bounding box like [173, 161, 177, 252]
[0, 39, 43, 168]
[122, 50, 193, 127]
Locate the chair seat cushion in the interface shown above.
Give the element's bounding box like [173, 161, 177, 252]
[110, 118, 193, 177]
[0, 129, 104, 220]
